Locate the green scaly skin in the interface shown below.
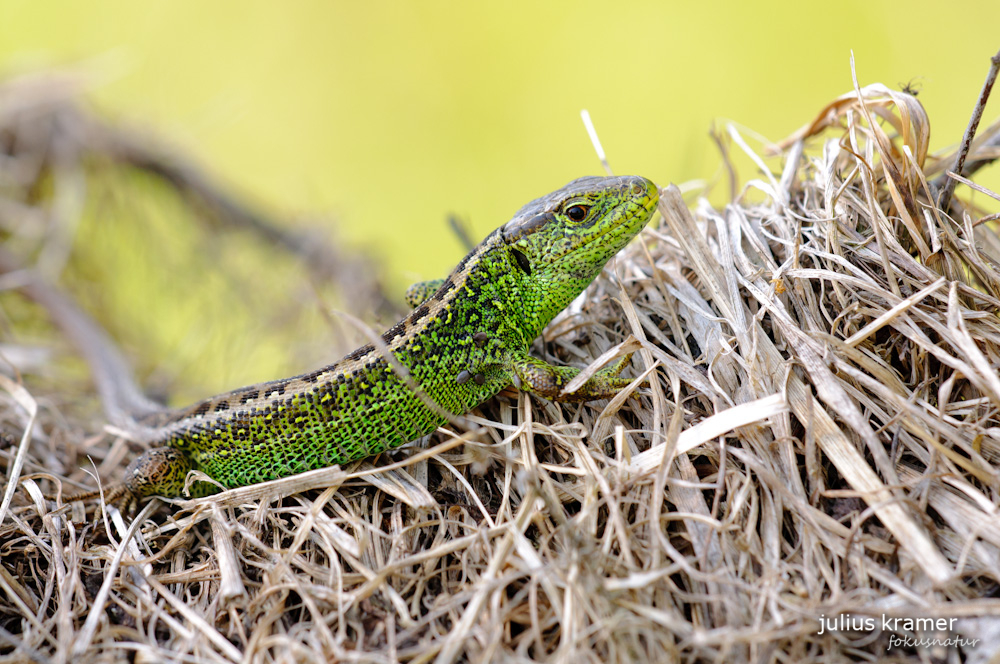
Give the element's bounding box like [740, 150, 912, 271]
[119, 176, 659, 503]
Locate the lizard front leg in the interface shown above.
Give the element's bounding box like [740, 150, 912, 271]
[510, 351, 640, 403]
[404, 279, 446, 308]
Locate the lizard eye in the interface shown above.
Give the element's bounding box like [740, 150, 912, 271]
[565, 204, 590, 222]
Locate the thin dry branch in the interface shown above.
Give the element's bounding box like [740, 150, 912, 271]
[936, 48, 1000, 212]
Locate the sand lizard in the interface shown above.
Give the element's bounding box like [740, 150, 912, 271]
[56, 175, 659, 505]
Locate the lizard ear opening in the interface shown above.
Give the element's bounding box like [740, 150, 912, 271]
[511, 248, 532, 275]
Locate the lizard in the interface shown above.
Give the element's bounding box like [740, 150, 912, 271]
[30, 175, 658, 506]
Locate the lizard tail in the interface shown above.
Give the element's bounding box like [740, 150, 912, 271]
[0, 248, 167, 509]
[63, 483, 127, 506]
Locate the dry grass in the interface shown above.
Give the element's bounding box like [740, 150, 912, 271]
[3, 66, 1000, 663]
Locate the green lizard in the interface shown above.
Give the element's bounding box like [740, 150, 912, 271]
[71, 175, 659, 505]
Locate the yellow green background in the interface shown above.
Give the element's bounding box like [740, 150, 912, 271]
[3, 0, 999, 399]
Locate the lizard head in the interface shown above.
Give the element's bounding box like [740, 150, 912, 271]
[500, 175, 658, 335]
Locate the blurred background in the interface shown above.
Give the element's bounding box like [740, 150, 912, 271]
[2, 0, 999, 401]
